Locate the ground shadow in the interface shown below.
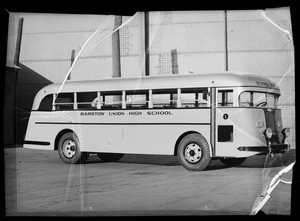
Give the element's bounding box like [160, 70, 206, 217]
[240, 149, 295, 168]
[85, 155, 239, 171]
[85, 154, 231, 171]
[86, 154, 181, 166]
[84, 149, 295, 171]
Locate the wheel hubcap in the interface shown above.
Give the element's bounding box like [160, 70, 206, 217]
[62, 140, 76, 159]
[184, 143, 202, 163]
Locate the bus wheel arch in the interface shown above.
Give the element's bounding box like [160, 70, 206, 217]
[174, 131, 212, 156]
[55, 129, 89, 164]
[175, 132, 212, 171]
[54, 129, 74, 151]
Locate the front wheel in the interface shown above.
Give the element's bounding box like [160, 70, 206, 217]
[177, 133, 212, 171]
[219, 157, 246, 167]
[58, 132, 89, 164]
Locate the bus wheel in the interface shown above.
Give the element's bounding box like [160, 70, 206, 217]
[177, 133, 212, 171]
[219, 157, 246, 167]
[58, 132, 89, 164]
[97, 153, 124, 162]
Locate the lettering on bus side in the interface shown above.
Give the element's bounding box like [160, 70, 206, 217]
[80, 110, 173, 116]
[147, 111, 172, 116]
[109, 112, 125, 116]
[80, 112, 105, 116]
[129, 111, 142, 115]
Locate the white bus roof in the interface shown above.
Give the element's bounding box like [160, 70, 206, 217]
[40, 71, 279, 94]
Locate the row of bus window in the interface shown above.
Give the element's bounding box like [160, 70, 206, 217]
[38, 88, 234, 111]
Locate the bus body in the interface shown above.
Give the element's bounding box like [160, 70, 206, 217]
[23, 72, 290, 171]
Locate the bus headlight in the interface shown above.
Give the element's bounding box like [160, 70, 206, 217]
[264, 127, 273, 139]
[282, 128, 290, 138]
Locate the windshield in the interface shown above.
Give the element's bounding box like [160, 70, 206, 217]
[239, 91, 278, 108]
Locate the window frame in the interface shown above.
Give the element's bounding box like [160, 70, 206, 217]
[180, 88, 210, 108]
[152, 88, 177, 109]
[216, 88, 236, 107]
[100, 91, 123, 110]
[53, 92, 75, 110]
[239, 91, 279, 109]
[126, 90, 149, 109]
[76, 91, 98, 110]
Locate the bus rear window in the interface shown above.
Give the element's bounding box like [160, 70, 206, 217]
[38, 94, 53, 111]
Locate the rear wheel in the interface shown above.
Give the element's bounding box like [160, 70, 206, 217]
[97, 153, 124, 162]
[177, 133, 212, 171]
[58, 132, 89, 164]
[219, 157, 246, 167]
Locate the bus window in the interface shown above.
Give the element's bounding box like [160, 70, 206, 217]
[101, 91, 122, 109]
[266, 93, 277, 108]
[240, 92, 253, 107]
[181, 89, 196, 108]
[152, 89, 177, 108]
[126, 90, 148, 109]
[38, 94, 53, 111]
[218, 90, 233, 106]
[77, 92, 97, 110]
[181, 88, 209, 108]
[197, 90, 209, 107]
[239, 91, 278, 108]
[253, 93, 266, 107]
[54, 93, 74, 110]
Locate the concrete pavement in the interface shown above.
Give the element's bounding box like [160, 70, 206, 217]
[4, 147, 295, 216]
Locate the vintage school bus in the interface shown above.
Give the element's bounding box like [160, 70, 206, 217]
[23, 72, 290, 171]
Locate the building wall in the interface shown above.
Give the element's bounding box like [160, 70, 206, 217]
[4, 67, 17, 145]
[7, 9, 295, 146]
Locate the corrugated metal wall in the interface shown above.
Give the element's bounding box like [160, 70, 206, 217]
[7, 9, 295, 146]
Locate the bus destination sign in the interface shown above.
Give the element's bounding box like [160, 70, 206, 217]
[255, 80, 276, 88]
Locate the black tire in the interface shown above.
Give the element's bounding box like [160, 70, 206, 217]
[97, 153, 124, 162]
[177, 133, 212, 171]
[219, 157, 246, 167]
[58, 132, 89, 164]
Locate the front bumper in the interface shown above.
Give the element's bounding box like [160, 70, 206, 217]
[238, 143, 290, 155]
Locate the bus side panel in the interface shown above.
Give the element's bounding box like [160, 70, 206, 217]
[77, 109, 211, 155]
[79, 124, 211, 155]
[24, 109, 211, 155]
